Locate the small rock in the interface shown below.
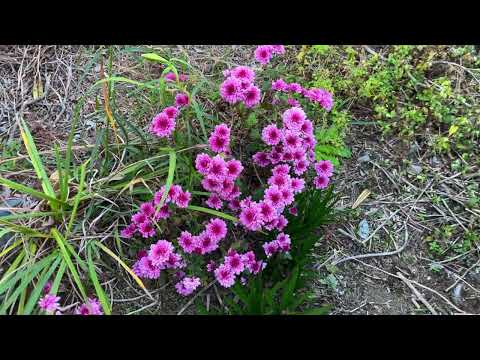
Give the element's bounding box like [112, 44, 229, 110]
[409, 164, 422, 175]
[358, 154, 371, 163]
[358, 219, 370, 240]
[452, 283, 464, 306]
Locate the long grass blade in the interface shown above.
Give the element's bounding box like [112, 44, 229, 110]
[66, 161, 87, 238]
[186, 205, 239, 223]
[0, 177, 64, 206]
[51, 228, 88, 301]
[87, 244, 111, 315]
[94, 241, 153, 300]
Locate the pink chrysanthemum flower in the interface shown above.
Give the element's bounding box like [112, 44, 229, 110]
[275, 215, 288, 231]
[155, 204, 171, 220]
[254, 45, 273, 65]
[43, 281, 52, 294]
[263, 241, 279, 258]
[131, 211, 147, 225]
[291, 177, 305, 193]
[271, 45, 286, 55]
[150, 112, 176, 138]
[271, 79, 288, 92]
[213, 123, 231, 138]
[148, 240, 174, 266]
[179, 74, 189, 82]
[195, 153, 212, 175]
[314, 174, 330, 189]
[164, 72, 177, 82]
[272, 164, 291, 177]
[276, 232, 291, 252]
[314, 160, 334, 177]
[178, 231, 195, 254]
[228, 199, 241, 211]
[280, 187, 295, 206]
[225, 159, 243, 180]
[206, 260, 217, 273]
[206, 193, 223, 210]
[225, 253, 245, 275]
[243, 85, 261, 108]
[206, 218, 228, 242]
[292, 147, 306, 162]
[208, 156, 227, 181]
[300, 119, 314, 136]
[231, 66, 255, 83]
[239, 203, 263, 231]
[175, 190, 191, 208]
[140, 202, 156, 218]
[75, 298, 103, 316]
[215, 264, 236, 288]
[138, 221, 156, 238]
[162, 106, 179, 119]
[261, 124, 282, 146]
[38, 294, 61, 313]
[268, 150, 283, 164]
[294, 159, 309, 176]
[209, 135, 230, 153]
[120, 223, 137, 238]
[197, 231, 219, 254]
[287, 97, 301, 107]
[201, 178, 220, 193]
[164, 252, 185, 269]
[242, 251, 256, 270]
[175, 92, 190, 107]
[282, 107, 306, 131]
[268, 173, 291, 189]
[252, 152, 271, 167]
[167, 184, 182, 203]
[288, 206, 298, 216]
[258, 200, 277, 223]
[264, 185, 284, 209]
[175, 277, 201, 296]
[250, 260, 265, 274]
[283, 130, 302, 150]
[220, 77, 243, 104]
[133, 256, 161, 279]
[288, 83, 303, 94]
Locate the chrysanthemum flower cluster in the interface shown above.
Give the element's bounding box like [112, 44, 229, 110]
[132, 239, 186, 280]
[214, 249, 264, 288]
[220, 66, 261, 108]
[149, 92, 189, 138]
[38, 282, 103, 315]
[196, 124, 244, 211]
[254, 45, 285, 65]
[120, 184, 191, 239]
[271, 79, 334, 111]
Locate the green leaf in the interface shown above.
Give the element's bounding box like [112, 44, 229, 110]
[246, 113, 257, 128]
[186, 205, 239, 223]
[141, 53, 169, 65]
[87, 244, 112, 315]
[66, 161, 87, 238]
[51, 228, 88, 301]
[0, 177, 64, 206]
[19, 119, 57, 205]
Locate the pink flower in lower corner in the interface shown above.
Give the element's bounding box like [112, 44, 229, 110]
[120, 223, 137, 239]
[263, 241, 279, 258]
[138, 221, 156, 238]
[224, 252, 245, 275]
[75, 298, 103, 316]
[220, 77, 243, 104]
[261, 124, 283, 146]
[38, 294, 61, 313]
[243, 85, 261, 108]
[175, 190, 191, 208]
[314, 160, 334, 177]
[206, 193, 223, 210]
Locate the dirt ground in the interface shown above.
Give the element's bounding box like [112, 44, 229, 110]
[1, 45, 478, 315]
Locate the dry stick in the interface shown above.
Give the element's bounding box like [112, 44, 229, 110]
[177, 280, 217, 315]
[396, 272, 438, 315]
[445, 258, 480, 292]
[332, 222, 408, 266]
[440, 198, 469, 232]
